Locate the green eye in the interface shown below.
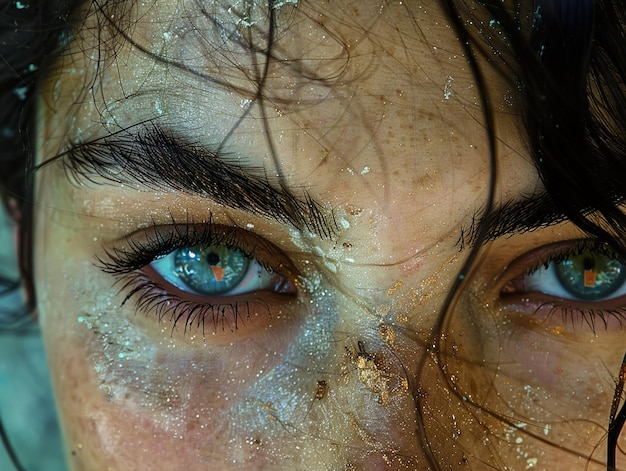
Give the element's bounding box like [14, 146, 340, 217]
[555, 252, 626, 301]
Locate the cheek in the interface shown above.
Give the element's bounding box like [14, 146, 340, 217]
[439, 302, 622, 468]
[40, 314, 425, 469]
[36, 233, 426, 469]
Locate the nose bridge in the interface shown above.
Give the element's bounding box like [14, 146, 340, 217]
[314, 294, 489, 469]
[309, 276, 438, 465]
[321, 327, 426, 467]
[337, 248, 500, 463]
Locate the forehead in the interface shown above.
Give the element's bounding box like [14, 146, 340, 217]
[64, 1, 482, 135]
[41, 0, 537, 253]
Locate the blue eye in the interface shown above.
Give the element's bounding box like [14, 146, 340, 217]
[150, 245, 289, 296]
[524, 251, 626, 301]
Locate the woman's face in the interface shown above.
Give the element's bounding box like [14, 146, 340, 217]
[33, 1, 626, 469]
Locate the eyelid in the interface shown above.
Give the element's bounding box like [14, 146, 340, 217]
[97, 218, 300, 281]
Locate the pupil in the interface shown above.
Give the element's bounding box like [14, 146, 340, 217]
[582, 256, 594, 271]
[206, 252, 220, 265]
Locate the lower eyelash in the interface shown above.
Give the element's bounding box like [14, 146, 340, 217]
[536, 302, 626, 333]
[115, 272, 269, 335]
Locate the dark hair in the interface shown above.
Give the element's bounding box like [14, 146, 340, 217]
[1, 0, 85, 310]
[2, 0, 626, 470]
[432, 2, 626, 469]
[0, 3, 85, 469]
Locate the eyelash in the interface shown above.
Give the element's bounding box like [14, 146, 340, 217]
[502, 239, 626, 331]
[100, 221, 626, 335]
[97, 216, 297, 334]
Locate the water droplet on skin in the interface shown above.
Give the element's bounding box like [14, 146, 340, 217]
[443, 76, 454, 100]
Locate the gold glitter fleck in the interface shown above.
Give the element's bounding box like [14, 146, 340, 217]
[378, 324, 396, 346]
[551, 326, 564, 335]
[387, 279, 403, 296]
[354, 341, 390, 404]
[315, 380, 329, 400]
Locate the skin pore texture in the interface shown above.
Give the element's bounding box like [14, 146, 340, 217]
[32, 0, 626, 469]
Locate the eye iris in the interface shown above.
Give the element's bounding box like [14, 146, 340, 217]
[555, 252, 626, 300]
[173, 246, 250, 295]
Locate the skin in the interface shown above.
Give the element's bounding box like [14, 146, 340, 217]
[32, 0, 626, 469]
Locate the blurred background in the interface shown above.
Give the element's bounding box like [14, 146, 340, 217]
[0, 208, 66, 470]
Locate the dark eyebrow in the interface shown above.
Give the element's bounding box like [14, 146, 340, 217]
[459, 192, 573, 248]
[45, 125, 337, 239]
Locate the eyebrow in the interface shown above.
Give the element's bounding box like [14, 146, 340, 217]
[48, 125, 337, 239]
[46, 125, 591, 247]
[459, 192, 575, 248]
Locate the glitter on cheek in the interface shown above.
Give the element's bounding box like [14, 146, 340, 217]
[76, 310, 170, 415]
[74, 304, 290, 451]
[58, 255, 337, 466]
[59, 263, 215, 438]
[50, 228, 419, 466]
[235, 286, 338, 430]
